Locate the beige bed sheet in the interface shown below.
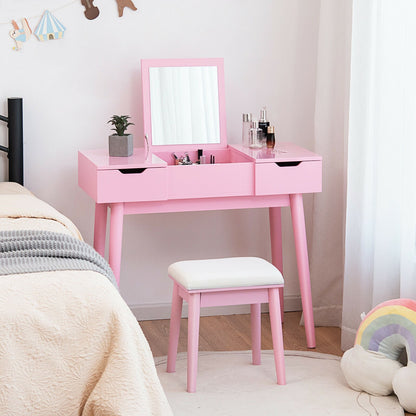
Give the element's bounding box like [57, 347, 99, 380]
[0, 183, 173, 415]
[0, 182, 82, 238]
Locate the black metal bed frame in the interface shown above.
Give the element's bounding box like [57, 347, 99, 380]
[0, 97, 23, 185]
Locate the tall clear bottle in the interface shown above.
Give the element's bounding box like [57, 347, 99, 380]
[242, 113, 252, 147]
[249, 119, 263, 149]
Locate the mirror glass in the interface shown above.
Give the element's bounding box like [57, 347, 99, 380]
[142, 59, 226, 149]
[149, 66, 220, 145]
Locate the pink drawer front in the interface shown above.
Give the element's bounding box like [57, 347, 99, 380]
[255, 161, 322, 196]
[167, 162, 254, 199]
[96, 168, 167, 203]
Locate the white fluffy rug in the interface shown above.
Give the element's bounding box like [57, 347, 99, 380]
[155, 350, 404, 416]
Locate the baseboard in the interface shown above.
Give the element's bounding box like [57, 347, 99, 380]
[130, 294, 302, 321]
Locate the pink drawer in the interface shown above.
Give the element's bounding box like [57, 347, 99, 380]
[255, 161, 322, 196]
[167, 162, 254, 199]
[96, 168, 167, 203]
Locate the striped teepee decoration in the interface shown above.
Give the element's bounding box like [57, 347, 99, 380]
[34, 10, 66, 42]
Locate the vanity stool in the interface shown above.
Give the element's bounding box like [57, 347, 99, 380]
[166, 257, 286, 393]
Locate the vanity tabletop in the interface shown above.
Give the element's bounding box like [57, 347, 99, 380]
[79, 142, 322, 170]
[230, 143, 322, 163]
[79, 148, 167, 170]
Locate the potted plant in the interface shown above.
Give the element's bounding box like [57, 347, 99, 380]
[107, 114, 134, 157]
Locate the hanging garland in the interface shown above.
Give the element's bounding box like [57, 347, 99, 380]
[80, 0, 137, 19]
[2, 0, 138, 51]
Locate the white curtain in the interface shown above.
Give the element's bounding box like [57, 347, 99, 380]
[308, 0, 352, 327]
[341, 0, 416, 350]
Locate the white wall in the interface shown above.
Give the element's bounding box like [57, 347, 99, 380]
[0, 0, 321, 318]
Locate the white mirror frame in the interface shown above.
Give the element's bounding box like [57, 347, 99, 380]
[141, 58, 227, 152]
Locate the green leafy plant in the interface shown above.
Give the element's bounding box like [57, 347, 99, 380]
[107, 115, 134, 136]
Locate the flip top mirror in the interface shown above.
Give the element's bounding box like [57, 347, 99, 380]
[141, 58, 227, 152]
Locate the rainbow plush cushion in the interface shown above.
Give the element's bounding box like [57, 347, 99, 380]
[341, 298, 416, 413]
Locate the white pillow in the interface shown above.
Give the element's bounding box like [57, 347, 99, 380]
[341, 344, 402, 396]
[392, 361, 416, 413]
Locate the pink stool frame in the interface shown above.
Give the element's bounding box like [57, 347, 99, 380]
[167, 279, 286, 393]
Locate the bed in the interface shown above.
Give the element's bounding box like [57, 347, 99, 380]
[0, 182, 173, 415]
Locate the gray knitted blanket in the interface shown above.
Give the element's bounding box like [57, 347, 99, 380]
[0, 230, 117, 288]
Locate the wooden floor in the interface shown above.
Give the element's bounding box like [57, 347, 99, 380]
[139, 311, 343, 357]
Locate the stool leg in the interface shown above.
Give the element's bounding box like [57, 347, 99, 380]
[279, 287, 284, 322]
[269, 287, 286, 385]
[167, 282, 183, 373]
[187, 293, 201, 393]
[250, 303, 261, 365]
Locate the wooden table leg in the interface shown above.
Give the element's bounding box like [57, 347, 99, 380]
[94, 203, 107, 257]
[109, 203, 124, 285]
[269, 207, 284, 317]
[289, 193, 316, 348]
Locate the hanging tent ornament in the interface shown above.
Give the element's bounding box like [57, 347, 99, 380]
[34, 10, 66, 42]
[115, 0, 137, 17]
[81, 0, 100, 20]
[9, 18, 32, 51]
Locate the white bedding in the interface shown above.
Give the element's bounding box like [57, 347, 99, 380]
[0, 183, 173, 415]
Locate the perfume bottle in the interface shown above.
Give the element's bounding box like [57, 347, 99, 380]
[266, 125, 276, 149]
[242, 113, 252, 147]
[258, 106, 270, 147]
[249, 119, 263, 149]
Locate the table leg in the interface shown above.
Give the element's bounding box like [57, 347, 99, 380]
[269, 207, 284, 317]
[94, 203, 107, 257]
[289, 193, 316, 348]
[109, 203, 124, 285]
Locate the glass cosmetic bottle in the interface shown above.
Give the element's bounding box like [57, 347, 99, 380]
[258, 106, 270, 147]
[249, 119, 263, 149]
[242, 113, 252, 147]
[266, 125, 276, 149]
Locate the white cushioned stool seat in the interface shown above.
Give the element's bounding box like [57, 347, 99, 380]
[168, 256, 284, 290]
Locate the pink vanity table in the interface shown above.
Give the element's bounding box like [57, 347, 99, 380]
[78, 58, 322, 348]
